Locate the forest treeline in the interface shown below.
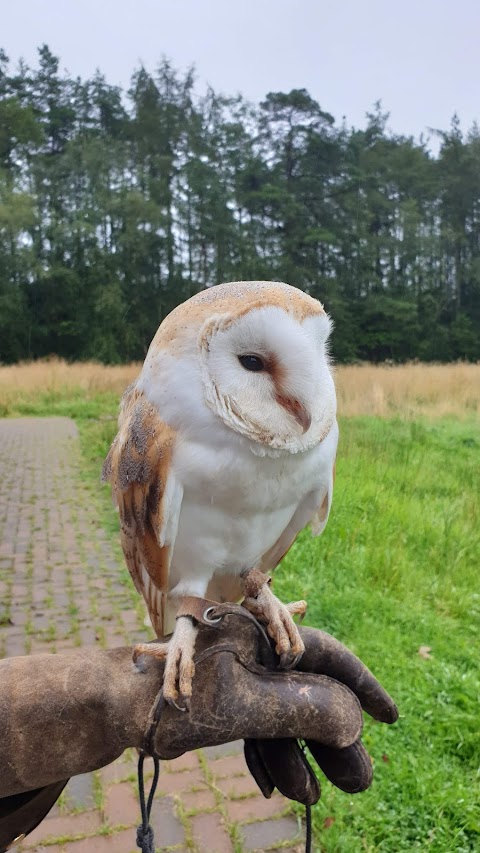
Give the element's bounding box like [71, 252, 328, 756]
[1, 45, 479, 363]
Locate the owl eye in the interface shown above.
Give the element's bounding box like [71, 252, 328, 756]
[238, 354, 265, 372]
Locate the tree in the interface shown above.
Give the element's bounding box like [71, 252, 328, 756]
[0, 48, 479, 364]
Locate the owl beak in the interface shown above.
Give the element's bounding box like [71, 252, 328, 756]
[292, 402, 312, 434]
[277, 395, 312, 434]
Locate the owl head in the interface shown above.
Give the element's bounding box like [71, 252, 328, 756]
[141, 281, 336, 455]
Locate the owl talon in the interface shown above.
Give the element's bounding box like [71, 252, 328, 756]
[286, 600, 308, 621]
[242, 579, 306, 669]
[133, 617, 198, 710]
[166, 696, 189, 713]
[132, 640, 169, 667]
[280, 649, 304, 670]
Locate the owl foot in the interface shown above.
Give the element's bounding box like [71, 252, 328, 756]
[133, 616, 198, 710]
[241, 571, 306, 669]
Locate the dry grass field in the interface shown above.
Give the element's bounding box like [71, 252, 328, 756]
[334, 361, 480, 418]
[0, 358, 478, 419]
[0, 359, 138, 406]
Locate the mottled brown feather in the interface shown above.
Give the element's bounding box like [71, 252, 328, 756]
[102, 385, 176, 635]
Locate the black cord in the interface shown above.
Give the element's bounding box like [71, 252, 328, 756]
[305, 803, 312, 853]
[136, 752, 160, 853]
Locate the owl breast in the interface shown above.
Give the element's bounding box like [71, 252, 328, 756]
[167, 423, 337, 592]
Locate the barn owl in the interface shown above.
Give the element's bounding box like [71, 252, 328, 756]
[103, 281, 338, 707]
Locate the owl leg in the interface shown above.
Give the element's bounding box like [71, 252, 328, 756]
[133, 616, 198, 710]
[241, 569, 306, 668]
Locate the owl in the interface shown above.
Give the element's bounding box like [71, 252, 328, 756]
[103, 281, 338, 708]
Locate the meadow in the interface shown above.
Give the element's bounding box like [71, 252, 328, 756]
[0, 360, 479, 852]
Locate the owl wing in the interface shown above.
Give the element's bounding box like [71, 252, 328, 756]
[102, 385, 183, 636]
[258, 461, 336, 574]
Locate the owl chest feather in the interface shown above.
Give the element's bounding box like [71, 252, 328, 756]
[168, 425, 335, 583]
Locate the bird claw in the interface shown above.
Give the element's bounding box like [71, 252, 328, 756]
[166, 696, 190, 713]
[285, 599, 308, 621]
[280, 649, 304, 670]
[243, 585, 306, 668]
[132, 641, 169, 668]
[133, 616, 198, 710]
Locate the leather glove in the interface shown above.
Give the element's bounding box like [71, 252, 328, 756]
[244, 621, 398, 805]
[0, 605, 397, 851]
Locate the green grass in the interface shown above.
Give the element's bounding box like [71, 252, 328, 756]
[6, 394, 480, 852]
[277, 417, 480, 852]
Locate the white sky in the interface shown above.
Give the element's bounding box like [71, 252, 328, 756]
[2, 0, 479, 147]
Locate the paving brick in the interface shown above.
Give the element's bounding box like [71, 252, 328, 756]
[104, 782, 139, 827]
[179, 788, 217, 811]
[156, 769, 207, 795]
[166, 750, 199, 772]
[100, 755, 137, 787]
[191, 812, 232, 852]
[210, 754, 248, 778]
[226, 793, 288, 823]
[29, 640, 55, 655]
[64, 774, 95, 811]
[24, 810, 101, 845]
[53, 639, 78, 652]
[203, 740, 243, 759]
[241, 816, 301, 851]
[5, 633, 26, 656]
[149, 795, 185, 847]
[78, 625, 97, 646]
[63, 829, 136, 852]
[216, 774, 260, 799]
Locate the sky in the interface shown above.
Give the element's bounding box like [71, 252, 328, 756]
[2, 0, 479, 148]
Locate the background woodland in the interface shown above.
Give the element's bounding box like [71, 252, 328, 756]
[1, 46, 480, 364]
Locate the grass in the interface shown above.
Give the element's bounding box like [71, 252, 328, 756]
[276, 417, 480, 852]
[1, 364, 479, 851]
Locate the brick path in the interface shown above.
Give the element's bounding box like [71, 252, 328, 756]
[0, 418, 304, 853]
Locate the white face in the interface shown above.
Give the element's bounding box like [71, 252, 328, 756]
[199, 306, 336, 453]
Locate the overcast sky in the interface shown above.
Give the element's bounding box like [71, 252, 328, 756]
[2, 0, 478, 148]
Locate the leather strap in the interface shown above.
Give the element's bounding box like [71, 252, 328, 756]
[175, 570, 272, 624]
[175, 596, 222, 625]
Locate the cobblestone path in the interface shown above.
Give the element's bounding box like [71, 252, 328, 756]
[0, 418, 303, 853]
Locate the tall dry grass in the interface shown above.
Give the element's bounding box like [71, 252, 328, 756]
[0, 359, 140, 409]
[0, 358, 478, 419]
[334, 362, 480, 418]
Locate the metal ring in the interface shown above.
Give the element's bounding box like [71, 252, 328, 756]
[203, 606, 222, 624]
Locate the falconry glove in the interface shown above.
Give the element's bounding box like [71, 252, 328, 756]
[0, 607, 397, 851]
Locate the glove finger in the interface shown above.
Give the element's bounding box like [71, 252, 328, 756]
[256, 738, 320, 806]
[0, 780, 69, 852]
[298, 627, 399, 724]
[243, 739, 274, 799]
[306, 739, 373, 794]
